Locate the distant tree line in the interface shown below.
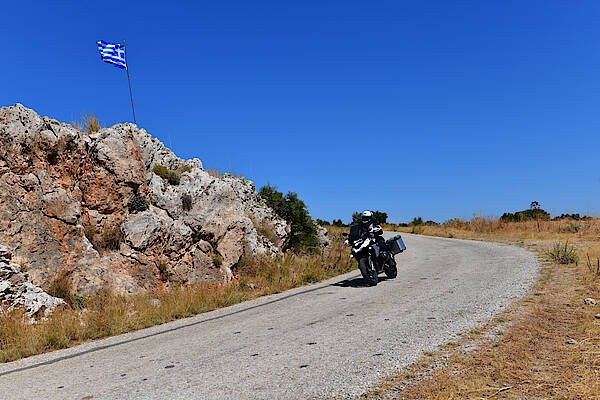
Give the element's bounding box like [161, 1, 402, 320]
[314, 201, 593, 229]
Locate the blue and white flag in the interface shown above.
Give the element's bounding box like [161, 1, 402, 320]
[96, 40, 127, 69]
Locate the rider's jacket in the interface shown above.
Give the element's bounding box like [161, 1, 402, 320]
[350, 220, 383, 242]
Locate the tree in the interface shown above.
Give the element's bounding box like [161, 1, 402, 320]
[411, 217, 423, 226]
[530, 201, 541, 210]
[351, 210, 388, 225]
[315, 219, 330, 226]
[372, 211, 388, 224]
[332, 219, 345, 227]
[500, 207, 550, 222]
[259, 185, 319, 251]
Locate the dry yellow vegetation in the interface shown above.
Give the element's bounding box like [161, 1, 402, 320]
[0, 227, 351, 363]
[365, 218, 600, 399]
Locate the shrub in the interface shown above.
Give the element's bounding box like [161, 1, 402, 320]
[212, 253, 223, 267]
[546, 242, 579, 265]
[316, 219, 330, 226]
[167, 170, 180, 185]
[47, 272, 86, 309]
[86, 222, 122, 252]
[500, 208, 550, 222]
[153, 165, 181, 185]
[181, 194, 193, 211]
[152, 165, 170, 180]
[178, 165, 192, 173]
[563, 222, 581, 233]
[259, 185, 319, 251]
[157, 262, 170, 280]
[72, 295, 86, 310]
[128, 195, 149, 213]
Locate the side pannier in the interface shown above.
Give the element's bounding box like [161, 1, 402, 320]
[386, 235, 406, 255]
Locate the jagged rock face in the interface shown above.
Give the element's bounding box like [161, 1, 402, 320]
[0, 245, 65, 316]
[0, 104, 290, 296]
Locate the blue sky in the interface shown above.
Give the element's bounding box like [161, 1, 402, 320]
[3, 1, 599, 223]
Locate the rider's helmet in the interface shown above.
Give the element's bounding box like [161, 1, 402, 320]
[361, 210, 373, 224]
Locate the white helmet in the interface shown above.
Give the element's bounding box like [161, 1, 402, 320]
[361, 210, 373, 224]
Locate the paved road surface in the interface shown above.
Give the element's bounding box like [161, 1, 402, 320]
[0, 233, 539, 400]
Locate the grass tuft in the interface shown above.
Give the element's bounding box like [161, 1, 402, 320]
[546, 241, 579, 265]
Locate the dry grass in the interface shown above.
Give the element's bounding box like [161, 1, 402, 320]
[72, 113, 101, 133]
[249, 215, 280, 244]
[392, 216, 600, 243]
[362, 217, 600, 399]
[205, 168, 225, 179]
[0, 232, 352, 363]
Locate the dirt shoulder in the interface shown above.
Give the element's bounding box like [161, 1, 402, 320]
[362, 222, 600, 399]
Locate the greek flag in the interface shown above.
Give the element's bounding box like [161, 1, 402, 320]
[96, 40, 127, 69]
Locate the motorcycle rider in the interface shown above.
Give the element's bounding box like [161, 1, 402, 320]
[358, 211, 386, 249]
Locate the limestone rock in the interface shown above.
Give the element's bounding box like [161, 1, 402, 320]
[0, 251, 65, 316]
[317, 225, 331, 247]
[0, 245, 11, 263]
[0, 104, 291, 295]
[122, 208, 166, 250]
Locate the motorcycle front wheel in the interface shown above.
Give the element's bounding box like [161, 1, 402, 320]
[383, 258, 397, 279]
[358, 257, 378, 286]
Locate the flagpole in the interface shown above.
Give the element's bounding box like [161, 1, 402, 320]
[123, 40, 137, 125]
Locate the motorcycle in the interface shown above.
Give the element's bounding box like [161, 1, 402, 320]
[344, 226, 406, 286]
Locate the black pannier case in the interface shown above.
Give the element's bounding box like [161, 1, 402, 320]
[386, 235, 406, 255]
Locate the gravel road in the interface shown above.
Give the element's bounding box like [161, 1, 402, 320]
[0, 233, 539, 400]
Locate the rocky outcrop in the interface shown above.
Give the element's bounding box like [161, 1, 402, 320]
[317, 226, 331, 248]
[0, 245, 65, 316]
[0, 104, 290, 296]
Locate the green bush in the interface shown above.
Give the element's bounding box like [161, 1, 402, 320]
[212, 253, 223, 267]
[500, 208, 550, 222]
[564, 222, 581, 233]
[153, 164, 181, 185]
[546, 242, 579, 265]
[178, 165, 192, 173]
[167, 170, 180, 185]
[316, 219, 330, 226]
[152, 164, 170, 179]
[259, 185, 319, 251]
[128, 195, 149, 213]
